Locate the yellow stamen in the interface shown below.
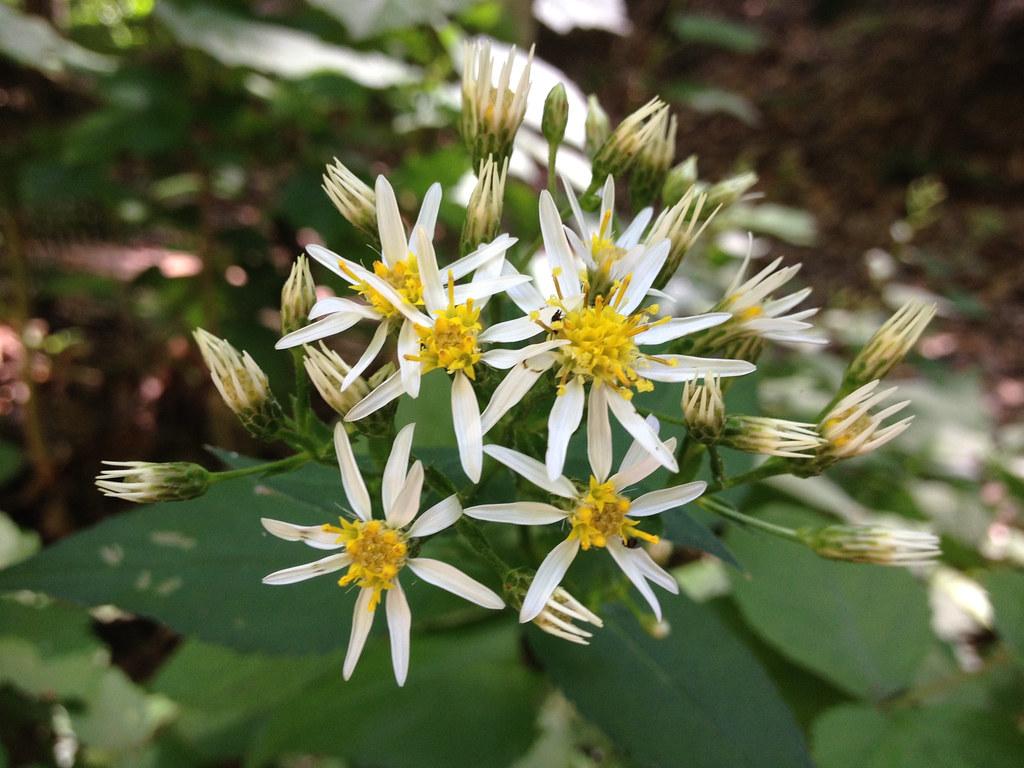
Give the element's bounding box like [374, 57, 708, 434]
[344, 253, 424, 319]
[408, 299, 483, 378]
[568, 477, 658, 550]
[323, 519, 408, 611]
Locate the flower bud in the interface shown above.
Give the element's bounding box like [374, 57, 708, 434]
[584, 95, 610, 158]
[460, 156, 508, 256]
[706, 170, 758, 209]
[590, 98, 669, 191]
[303, 343, 369, 417]
[322, 158, 377, 242]
[534, 587, 604, 645]
[542, 83, 568, 148]
[368, 362, 396, 389]
[193, 328, 283, 440]
[460, 39, 533, 166]
[798, 524, 940, 566]
[96, 461, 210, 504]
[662, 155, 699, 206]
[647, 188, 715, 288]
[682, 374, 724, 443]
[845, 301, 936, 388]
[721, 415, 823, 458]
[629, 110, 676, 208]
[280, 255, 316, 336]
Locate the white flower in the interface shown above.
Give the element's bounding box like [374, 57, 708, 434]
[275, 175, 519, 393]
[465, 417, 706, 622]
[342, 226, 555, 483]
[95, 461, 209, 503]
[533, 586, 604, 645]
[846, 300, 936, 385]
[799, 524, 940, 566]
[460, 38, 533, 165]
[261, 423, 504, 686]
[818, 380, 912, 462]
[480, 190, 755, 481]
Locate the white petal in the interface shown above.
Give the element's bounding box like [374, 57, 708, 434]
[565, 226, 594, 270]
[451, 372, 483, 483]
[483, 444, 576, 498]
[387, 460, 423, 529]
[450, 275, 532, 306]
[539, 190, 581, 297]
[398, 317, 422, 398]
[386, 579, 412, 686]
[599, 174, 615, 227]
[407, 557, 504, 609]
[641, 355, 756, 383]
[562, 175, 590, 240]
[463, 502, 568, 525]
[344, 370, 405, 422]
[407, 495, 461, 538]
[606, 540, 663, 621]
[618, 207, 653, 249]
[448, 234, 517, 280]
[414, 226, 446, 314]
[618, 240, 670, 315]
[587, 384, 612, 483]
[275, 312, 363, 349]
[546, 377, 585, 480]
[520, 539, 580, 623]
[375, 175, 407, 267]
[260, 517, 344, 550]
[307, 297, 378, 321]
[606, 391, 677, 472]
[346, 260, 432, 327]
[334, 423, 371, 520]
[631, 548, 680, 594]
[305, 244, 352, 280]
[262, 552, 351, 584]
[481, 339, 569, 370]
[633, 313, 731, 346]
[382, 423, 415, 511]
[343, 588, 376, 681]
[410, 183, 442, 252]
[478, 315, 544, 343]
[342, 319, 390, 391]
[481, 361, 547, 434]
[609, 436, 677, 490]
[500, 261, 547, 314]
[630, 481, 707, 517]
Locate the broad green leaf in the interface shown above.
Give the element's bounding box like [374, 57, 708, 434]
[310, 0, 477, 40]
[812, 703, 1024, 768]
[0, 512, 40, 569]
[671, 13, 766, 53]
[727, 505, 932, 700]
[531, 599, 813, 768]
[246, 622, 543, 768]
[662, 509, 739, 567]
[987, 569, 1024, 658]
[0, 5, 115, 75]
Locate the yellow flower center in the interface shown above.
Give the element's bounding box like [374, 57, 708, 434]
[344, 253, 423, 319]
[568, 477, 658, 550]
[822, 410, 872, 451]
[324, 518, 408, 611]
[590, 210, 625, 280]
[406, 282, 483, 379]
[736, 305, 764, 321]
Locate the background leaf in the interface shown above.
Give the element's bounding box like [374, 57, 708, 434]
[987, 569, 1024, 658]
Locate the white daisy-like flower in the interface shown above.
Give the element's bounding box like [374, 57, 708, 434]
[261, 423, 504, 687]
[343, 227, 560, 483]
[275, 175, 519, 391]
[465, 417, 705, 622]
[480, 190, 755, 481]
[817, 380, 912, 462]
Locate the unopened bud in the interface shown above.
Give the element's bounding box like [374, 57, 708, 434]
[542, 83, 568, 147]
[706, 170, 758, 210]
[662, 155, 699, 206]
[96, 461, 210, 504]
[280, 255, 316, 335]
[648, 188, 716, 288]
[584, 95, 610, 158]
[460, 40, 533, 166]
[590, 98, 669, 192]
[798, 524, 940, 566]
[682, 374, 724, 443]
[368, 362, 396, 390]
[534, 587, 604, 645]
[629, 110, 676, 208]
[303, 343, 369, 417]
[460, 156, 508, 256]
[721, 415, 823, 458]
[845, 301, 936, 388]
[322, 159, 377, 242]
[193, 329, 283, 440]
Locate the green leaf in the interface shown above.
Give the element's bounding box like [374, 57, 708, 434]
[812, 703, 1024, 768]
[671, 13, 766, 53]
[246, 622, 543, 768]
[309, 0, 477, 40]
[987, 569, 1024, 658]
[0, 512, 40, 569]
[662, 509, 739, 567]
[0, 5, 115, 75]
[727, 505, 932, 700]
[531, 598, 812, 768]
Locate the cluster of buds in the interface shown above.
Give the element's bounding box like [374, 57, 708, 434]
[280, 255, 316, 336]
[682, 375, 725, 443]
[534, 587, 605, 645]
[845, 300, 936, 388]
[95, 461, 210, 503]
[460, 40, 533, 167]
[322, 158, 377, 242]
[303, 342, 369, 418]
[589, 98, 670, 197]
[629, 108, 677, 208]
[798, 524, 940, 566]
[647, 187, 715, 288]
[460, 156, 509, 256]
[721, 416, 823, 458]
[193, 329, 283, 440]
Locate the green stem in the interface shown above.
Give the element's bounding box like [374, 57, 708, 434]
[289, 347, 313, 434]
[708, 445, 726, 487]
[697, 495, 801, 542]
[456, 517, 511, 578]
[546, 143, 558, 195]
[636, 406, 687, 427]
[704, 458, 787, 494]
[210, 452, 311, 483]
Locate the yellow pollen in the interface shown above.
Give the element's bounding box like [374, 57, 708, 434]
[323, 518, 408, 611]
[737, 305, 764, 321]
[407, 296, 483, 379]
[568, 477, 658, 550]
[344, 253, 423, 319]
[823, 410, 872, 450]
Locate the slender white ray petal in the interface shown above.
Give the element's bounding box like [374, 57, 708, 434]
[386, 579, 411, 686]
[539, 190, 581, 297]
[619, 239, 670, 315]
[262, 553, 351, 585]
[407, 494, 461, 538]
[481, 338, 569, 369]
[630, 481, 707, 517]
[546, 377, 585, 480]
[632, 548, 679, 594]
[344, 370, 405, 422]
[500, 261, 547, 313]
[375, 175, 407, 267]
[407, 558, 505, 609]
[398, 318, 421, 398]
[382, 423, 415, 511]
[345, 260, 432, 326]
[606, 391, 678, 472]
[618, 208, 653, 249]
[587, 384, 612, 483]
[342, 319, 390, 391]
[599, 174, 615, 224]
[606, 539, 663, 621]
[764, 287, 813, 317]
[305, 244, 352, 280]
[260, 518, 343, 550]
[565, 226, 594, 270]
[414, 226, 446, 314]
[478, 315, 545, 343]
[448, 234, 518, 280]
[343, 588, 375, 681]
[632, 313, 732, 346]
[275, 312, 363, 349]
[451, 275, 532, 306]
[641, 356, 755, 383]
[307, 297, 379, 322]
[387, 460, 423, 529]
[410, 183, 442, 252]
[333, 422, 372, 520]
[452, 372, 483, 483]
[463, 502, 568, 525]
[483, 444, 576, 498]
[618, 414, 661, 474]
[562, 175, 589, 240]
[609, 243, 648, 284]
[520, 539, 580, 623]
[480, 361, 549, 433]
[609, 436, 677, 490]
